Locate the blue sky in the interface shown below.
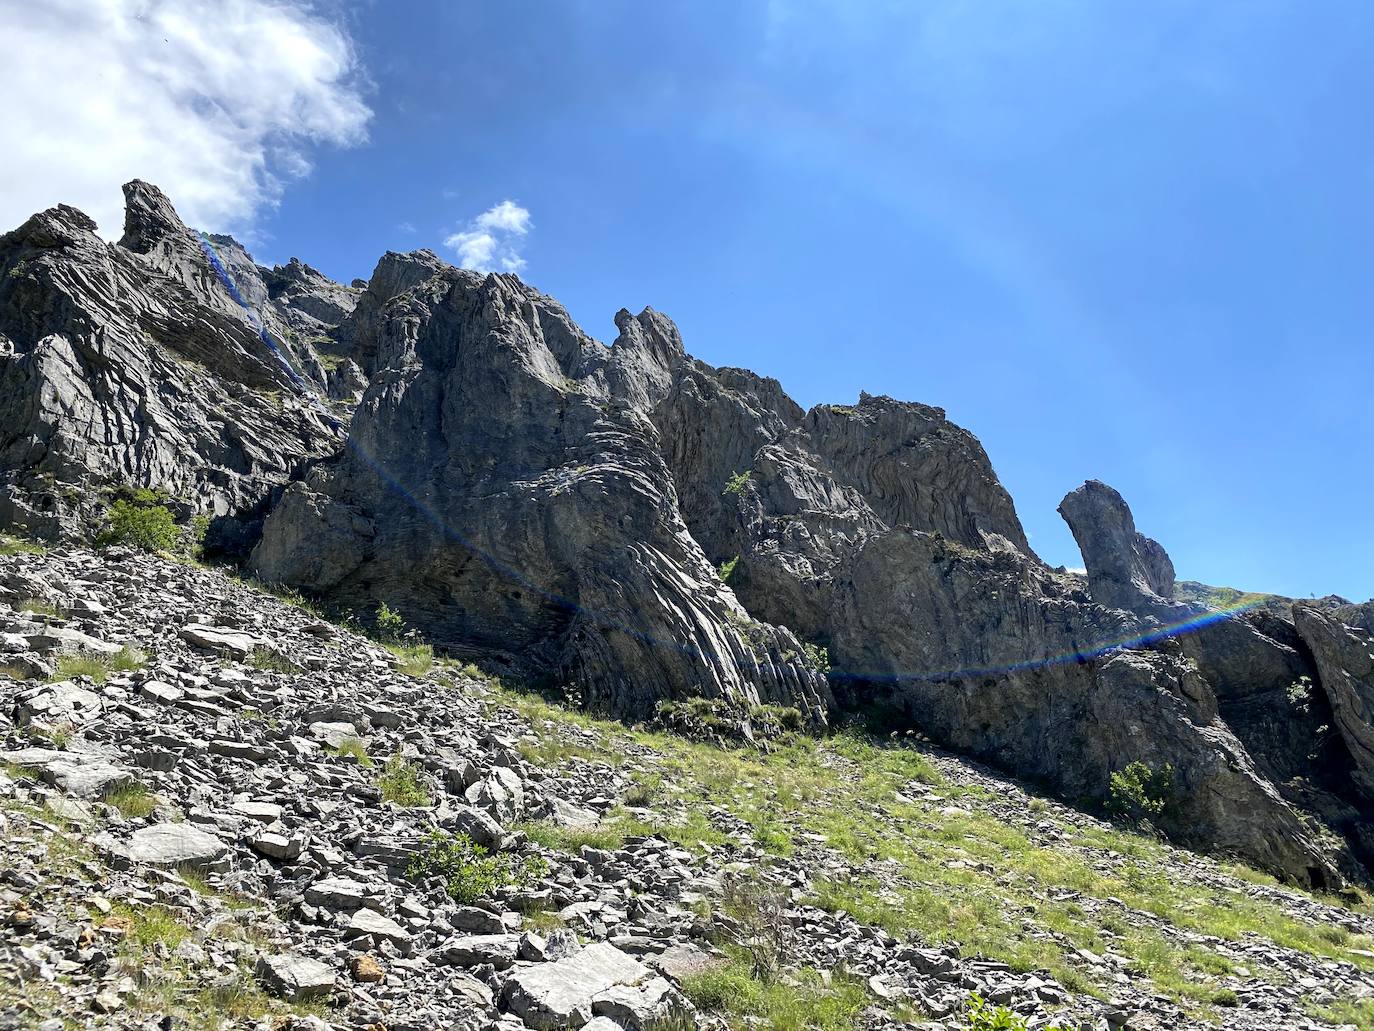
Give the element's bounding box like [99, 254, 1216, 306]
[5, 1, 1371, 600]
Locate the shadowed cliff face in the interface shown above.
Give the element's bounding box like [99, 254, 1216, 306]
[0, 183, 1367, 888]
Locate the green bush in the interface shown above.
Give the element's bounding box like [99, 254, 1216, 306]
[1107, 760, 1174, 824]
[407, 830, 545, 904]
[190, 513, 211, 558]
[718, 555, 740, 582]
[99, 499, 179, 552]
[964, 993, 1066, 1030]
[723, 470, 751, 495]
[375, 602, 405, 643]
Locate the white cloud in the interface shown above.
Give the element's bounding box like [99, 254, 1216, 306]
[0, 0, 372, 239]
[444, 200, 532, 273]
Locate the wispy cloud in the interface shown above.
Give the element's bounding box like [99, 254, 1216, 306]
[0, 0, 372, 238]
[396, 220, 417, 234]
[444, 200, 532, 273]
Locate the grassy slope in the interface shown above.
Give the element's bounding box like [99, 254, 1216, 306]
[485, 680, 1374, 1030]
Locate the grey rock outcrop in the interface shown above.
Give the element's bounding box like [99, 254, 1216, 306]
[0, 181, 343, 542]
[1058, 480, 1175, 612]
[251, 271, 832, 722]
[1295, 606, 1374, 797]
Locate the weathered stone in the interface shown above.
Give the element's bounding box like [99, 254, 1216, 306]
[438, 933, 520, 970]
[247, 829, 304, 862]
[346, 907, 410, 945]
[105, 823, 229, 872]
[593, 976, 693, 1028]
[14, 681, 102, 725]
[501, 943, 652, 1031]
[303, 876, 375, 911]
[179, 624, 265, 660]
[465, 766, 525, 824]
[350, 954, 386, 984]
[254, 953, 335, 1002]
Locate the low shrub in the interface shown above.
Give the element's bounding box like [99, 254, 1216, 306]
[375, 602, 405, 643]
[1107, 760, 1173, 824]
[964, 993, 1067, 1030]
[625, 772, 664, 807]
[723, 470, 751, 495]
[721, 871, 793, 982]
[407, 831, 545, 904]
[98, 498, 179, 552]
[801, 641, 830, 675]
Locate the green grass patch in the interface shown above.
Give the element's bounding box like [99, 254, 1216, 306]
[16, 597, 61, 617]
[104, 782, 158, 819]
[378, 754, 432, 807]
[386, 641, 434, 677]
[0, 534, 45, 556]
[245, 647, 299, 673]
[54, 646, 144, 684]
[519, 820, 627, 853]
[330, 736, 373, 767]
[681, 950, 872, 1031]
[485, 681, 1372, 1020]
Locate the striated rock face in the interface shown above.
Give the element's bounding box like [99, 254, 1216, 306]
[251, 272, 831, 721]
[0, 182, 345, 542]
[1058, 480, 1175, 612]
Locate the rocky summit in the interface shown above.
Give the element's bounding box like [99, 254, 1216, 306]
[1, 183, 1372, 1031]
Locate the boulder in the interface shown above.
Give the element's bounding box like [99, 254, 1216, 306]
[1, 747, 132, 799]
[303, 876, 375, 912]
[179, 624, 266, 660]
[593, 976, 694, 1028]
[13, 681, 102, 725]
[465, 766, 525, 824]
[103, 823, 230, 873]
[254, 953, 336, 1002]
[437, 933, 521, 970]
[501, 942, 653, 1030]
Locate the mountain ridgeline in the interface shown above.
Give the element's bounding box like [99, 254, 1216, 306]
[2, 181, 1371, 889]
